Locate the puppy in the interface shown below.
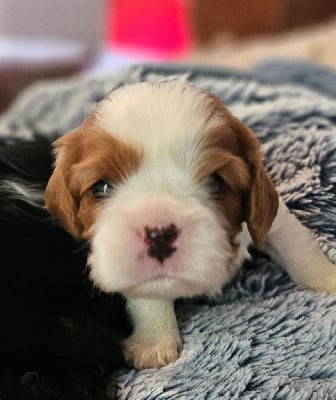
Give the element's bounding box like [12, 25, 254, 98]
[0, 137, 131, 399]
[44, 80, 336, 370]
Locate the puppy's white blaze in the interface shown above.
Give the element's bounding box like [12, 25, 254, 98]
[96, 82, 225, 174]
[89, 192, 238, 299]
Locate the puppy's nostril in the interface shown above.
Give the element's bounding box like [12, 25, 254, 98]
[144, 224, 178, 245]
[144, 224, 179, 264]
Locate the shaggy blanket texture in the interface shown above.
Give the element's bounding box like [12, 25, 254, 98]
[0, 61, 335, 399]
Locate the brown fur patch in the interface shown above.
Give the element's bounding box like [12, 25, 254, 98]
[195, 130, 249, 250]
[45, 117, 143, 239]
[196, 93, 279, 247]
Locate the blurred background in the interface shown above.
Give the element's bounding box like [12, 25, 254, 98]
[1, 0, 336, 113]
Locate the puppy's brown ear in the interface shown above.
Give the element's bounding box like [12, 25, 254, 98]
[45, 133, 82, 239]
[231, 116, 279, 247]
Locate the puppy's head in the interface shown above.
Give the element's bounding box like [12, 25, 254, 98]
[45, 81, 278, 299]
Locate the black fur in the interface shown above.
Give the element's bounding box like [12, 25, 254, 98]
[0, 137, 132, 399]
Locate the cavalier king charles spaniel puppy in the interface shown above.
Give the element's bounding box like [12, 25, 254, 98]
[1, 81, 335, 398]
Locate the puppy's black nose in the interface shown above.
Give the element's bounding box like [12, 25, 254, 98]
[144, 224, 179, 264]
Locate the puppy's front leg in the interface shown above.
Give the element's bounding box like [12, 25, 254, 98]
[123, 298, 182, 369]
[263, 198, 336, 292]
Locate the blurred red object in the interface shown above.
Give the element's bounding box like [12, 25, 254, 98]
[105, 0, 192, 59]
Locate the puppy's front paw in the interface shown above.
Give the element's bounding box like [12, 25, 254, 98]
[123, 334, 182, 369]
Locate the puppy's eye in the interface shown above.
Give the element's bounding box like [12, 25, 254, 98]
[90, 180, 113, 199]
[206, 173, 226, 195]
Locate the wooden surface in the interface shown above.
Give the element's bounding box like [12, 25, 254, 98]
[192, 0, 336, 44]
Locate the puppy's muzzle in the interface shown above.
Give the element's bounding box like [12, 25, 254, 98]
[144, 224, 179, 264]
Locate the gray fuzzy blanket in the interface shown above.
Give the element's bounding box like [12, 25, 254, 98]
[1, 61, 335, 399]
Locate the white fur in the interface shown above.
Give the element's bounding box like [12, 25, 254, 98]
[1, 180, 44, 208]
[96, 82, 226, 177]
[263, 198, 336, 292]
[90, 191, 239, 300]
